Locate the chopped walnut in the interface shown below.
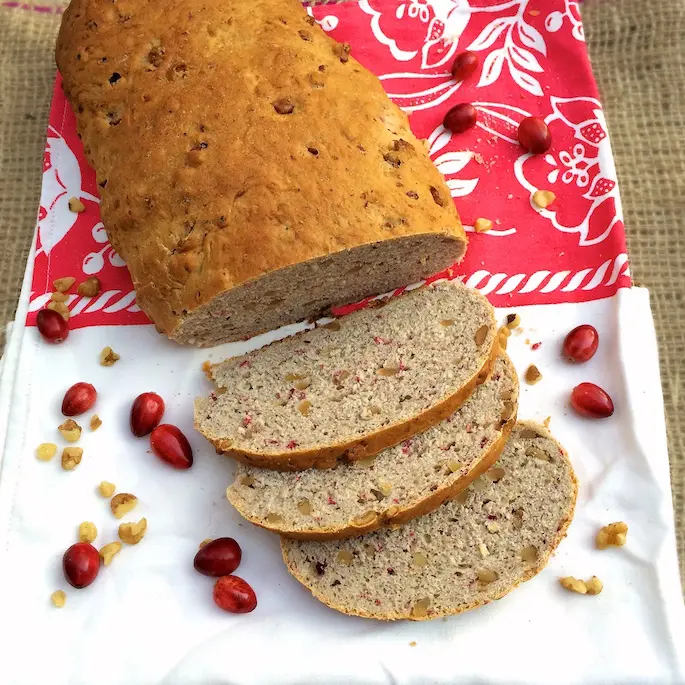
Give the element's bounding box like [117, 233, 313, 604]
[521, 546, 538, 562]
[532, 189, 556, 209]
[99, 346, 121, 366]
[485, 521, 500, 533]
[377, 363, 399, 377]
[411, 597, 430, 618]
[51, 590, 67, 608]
[265, 513, 283, 524]
[352, 511, 377, 527]
[110, 493, 138, 519]
[474, 217, 493, 233]
[68, 197, 86, 213]
[98, 481, 116, 497]
[354, 454, 376, 468]
[506, 313, 521, 329]
[560, 575, 603, 595]
[119, 518, 147, 545]
[336, 550, 353, 565]
[47, 301, 70, 321]
[488, 467, 505, 482]
[51, 291, 68, 303]
[596, 521, 628, 549]
[412, 552, 428, 567]
[53, 277, 76, 292]
[99, 542, 122, 567]
[478, 542, 489, 558]
[524, 364, 542, 385]
[77, 277, 101, 297]
[440, 319, 454, 327]
[61, 447, 83, 471]
[90, 414, 102, 431]
[36, 442, 57, 461]
[58, 419, 82, 443]
[199, 538, 213, 549]
[297, 400, 312, 416]
[297, 499, 312, 515]
[474, 324, 489, 346]
[477, 569, 498, 584]
[78, 521, 98, 543]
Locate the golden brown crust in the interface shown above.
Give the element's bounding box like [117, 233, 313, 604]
[280, 421, 579, 620]
[230, 414, 515, 540]
[55, 0, 465, 343]
[206, 336, 499, 470]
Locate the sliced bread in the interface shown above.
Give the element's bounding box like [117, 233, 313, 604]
[281, 422, 577, 620]
[195, 281, 498, 470]
[228, 354, 519, 539]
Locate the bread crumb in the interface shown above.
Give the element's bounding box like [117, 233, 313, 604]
[409, 641, 417, 647]
[474, 218, 493, 233]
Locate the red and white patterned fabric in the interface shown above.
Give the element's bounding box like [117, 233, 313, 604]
[27, 0, 629, 330]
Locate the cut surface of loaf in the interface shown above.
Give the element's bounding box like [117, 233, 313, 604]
[228, 354, 518, 538]
[196, 282, 498, 470]
[282, 422, 577, 620]
[56, 0, 466, 347]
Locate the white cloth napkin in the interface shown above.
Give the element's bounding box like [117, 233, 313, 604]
[0, 242, 684, 684]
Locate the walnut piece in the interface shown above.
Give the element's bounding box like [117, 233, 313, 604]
[352, 511, 377, 527]
[474, 324, 489, 346]
[532, 189, 556, 209]
[78, 521, 98, 543]
[477, 569, 498, 583]
[68, 197, 86, 213]
[412, 552, 428, 567]
[47, 301, 70, 321]
[596, 521, 628, 549]
[51, 291, 68, 303]
[474, 217, 493, 233]
[99, 542, 122, 567]
[58, 418, 82, 443]
[77, 276, 101, 297]
[119, 518, 147, 545]
[488, 467, 505, 482]
[506, 313, 521, 329]
[521, 546, 538, 562]
[411, 597, 430, 618]
[265, 513, 283, 524]
[99, 346, 121, 366]
[36, 443, 57, 461]
[51, 590, 67, 608]
[90, 414, 102, 431]
[110, 493, 138, 519]
[61, 447, 83, 471]
[560, 575, 603, 595]
[98, 481, 116, 498]
[53, 276, 76, 292]
[336, 550, 353, 565]
[524, 364, 542, 385]
[297, 400, 312, 416]
[199, 538, 213, 549]
[297, 499, 312, 515]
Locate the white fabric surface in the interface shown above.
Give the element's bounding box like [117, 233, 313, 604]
[0, 248, 684, 683]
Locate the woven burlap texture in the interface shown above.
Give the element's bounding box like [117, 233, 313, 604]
[0, 1, 683, 587]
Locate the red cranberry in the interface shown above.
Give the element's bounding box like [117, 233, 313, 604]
[451, 51, 479, 81]
[37, 308, 69, 344]
[518, 116, 552, 154]
[150, 424, 193, 469]
[63, 542, 100, 589]
[213, 575, 257, 613]
[61, 382, 97, 416]
[194, 538, 242, 577]
[444, 103, 478, 134]
[130, 392, 165, 437]
[571, 383, 614, 418]
[563, 325, 599, 363]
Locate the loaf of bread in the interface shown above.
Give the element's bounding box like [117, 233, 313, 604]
[55, 0, 467, 346]
[196, 281, 498, 470]
[228, 354, 518, 539]
[281, 422, 577, 620]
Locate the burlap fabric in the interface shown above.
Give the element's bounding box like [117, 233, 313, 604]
[1, 0, 683, 586]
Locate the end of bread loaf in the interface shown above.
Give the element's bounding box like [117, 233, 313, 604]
[281, 422, 577, 620]
[55, 0, 467, 347]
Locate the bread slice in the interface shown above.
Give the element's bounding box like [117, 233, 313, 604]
[56, 0, 467, 347]
[228, 354, 518, 539]
[281, 422, 577, 620]
[195, 281, 498, 470]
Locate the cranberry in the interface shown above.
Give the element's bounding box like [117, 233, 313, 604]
[518, 116, 552, 154]
[571, 383, 614, 418]
[63, 542, 100, 589]
[150, 424, 193, 469]
[61, 382, 97, 416]
[194, 538, 242, 577]
[213, 575, 257, 614]
[563, 325, 599, 363]
[443, 103, 478, 134]
[130, 392, 165, 437]
[451, 51, 479, 81]
[36, 308, 69, 344]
